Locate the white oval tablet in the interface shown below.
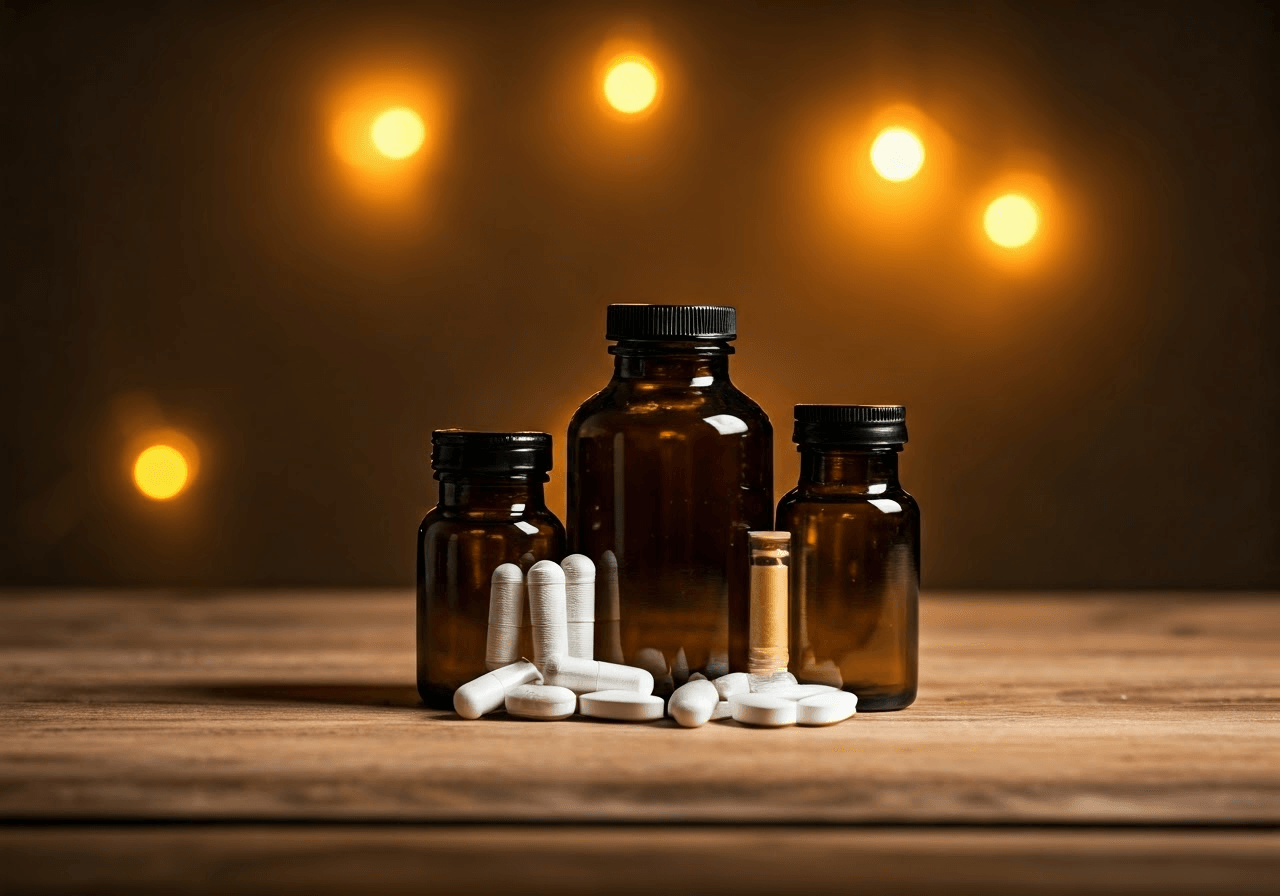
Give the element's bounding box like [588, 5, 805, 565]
[796, 690, 858, 726]
[504, 684, 577, 721]
[768, 684, 840, 702]
[730, 693, 797, 728]
[668, 679, 720, 728]
[579, 690, 664, 722]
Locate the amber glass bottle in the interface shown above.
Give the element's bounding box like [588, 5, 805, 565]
[776, 405, 919, 711]
[416, 430, 565, 709]
[567, 305, 773, 688]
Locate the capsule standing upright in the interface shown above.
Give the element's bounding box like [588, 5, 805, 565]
[566, 305, 773, 689]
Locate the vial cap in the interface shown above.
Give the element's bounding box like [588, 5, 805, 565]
[431, 430, 553, 474]
[792, 405, 908, 448]
[606, 304, 736, 341]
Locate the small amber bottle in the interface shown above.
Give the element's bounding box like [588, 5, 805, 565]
[776, 405, 919, 711]
[416, 430, 565, 709]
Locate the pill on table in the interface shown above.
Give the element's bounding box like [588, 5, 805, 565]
[561, 554, 595, 660]
[710, 701, 733, 720]
[796, 690, 858, 726]
[453, 659, 542, 720]
[713, 672, 750, 701]
[730, 693, 797, 728]
[749, 670, 798, 693]
[579, 690, 665, 722]
[527, 560, 568, 669]
[542, 653, 654, 696]
[668, 679, 720, 728]
[504, 684, 578, 721]
[485, 563, 525, 671]
[767, 684, 840, 702]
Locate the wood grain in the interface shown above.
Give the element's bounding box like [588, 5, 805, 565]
[1, 591, 1277, 824]
[2, 826, 1278, 895]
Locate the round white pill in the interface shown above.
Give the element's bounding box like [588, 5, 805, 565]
[768, 684, 840, 702]
[504, 684, 577, 721]
[730, 693, 797, 728]
[668, 679, 720, 728]
[579, 690, 664, 722]
[796, 690, 858, 726]
[713, 672, 750, 701]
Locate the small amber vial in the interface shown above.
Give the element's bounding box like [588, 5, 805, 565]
[416, 431, 565, 709]
[776, 405, 919, 711]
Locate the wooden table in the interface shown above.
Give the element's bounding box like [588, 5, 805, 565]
[1, 591, 1276, 893]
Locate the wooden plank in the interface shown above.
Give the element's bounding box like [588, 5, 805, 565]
[0, 591, 1277, 824]
[2, 826, 1278, 895]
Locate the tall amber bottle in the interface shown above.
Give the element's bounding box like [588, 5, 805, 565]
[776, 405, 919, 711]
[416, 430, 565, 709]
[567, 305, 773, 688]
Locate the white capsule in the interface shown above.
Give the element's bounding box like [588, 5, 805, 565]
[689, 672, 707, 681]
[749, 670, 798, 693]
[505, 683, 578, 721]
[713, 672, 750, 701]
[561, 554, 595, 660]
[767, 684, 840, 702]
[730, 693, 797, 728]
[796, 690, 858, 726]
[710, 701, 734, 721]
[452, 659, 542, 720]
[579, 690, 664, 722]
[484, 563, 525, 671]
[597, 550, 625, 664]
[527, 560, 568, 669]
[668, 679, 720, 728]
[542, 653, 654, 696]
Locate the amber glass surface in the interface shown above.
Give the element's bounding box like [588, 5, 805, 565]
[776, 449, 919, 711]
[416, 474, 564, 708]
[568, 341, 772, 687]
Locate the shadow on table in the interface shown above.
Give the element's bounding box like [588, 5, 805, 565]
[183, 683, 423, 709]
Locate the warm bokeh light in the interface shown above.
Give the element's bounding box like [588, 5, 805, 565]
[603, 56, 658, 114]
[869, 127, 925, 181]
[370, 107, 426, 159]
[984, 193, 1040, 247]
[133, 445, 190, 500]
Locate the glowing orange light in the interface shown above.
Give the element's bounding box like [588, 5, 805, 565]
[603, 55, 658, 114]
[133, 445, 190, 500]
[869, 127, 925, 181]
[984, 193, 1040, 247]
[370, 107, 426, 159]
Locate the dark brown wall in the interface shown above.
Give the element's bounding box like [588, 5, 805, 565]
[2, 1, 1277, 588]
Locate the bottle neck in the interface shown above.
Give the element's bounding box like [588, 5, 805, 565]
[436, 473, 547, 513]
[798, 447, 901, 491]
[610, 340, 733, 382]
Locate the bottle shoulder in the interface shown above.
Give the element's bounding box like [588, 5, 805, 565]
[419, 505, 564, 538]
[569, 379, 772, 437]
[777, 485, 919, 516]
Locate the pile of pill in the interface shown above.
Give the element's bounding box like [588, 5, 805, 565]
[452, 555, 858, 729]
